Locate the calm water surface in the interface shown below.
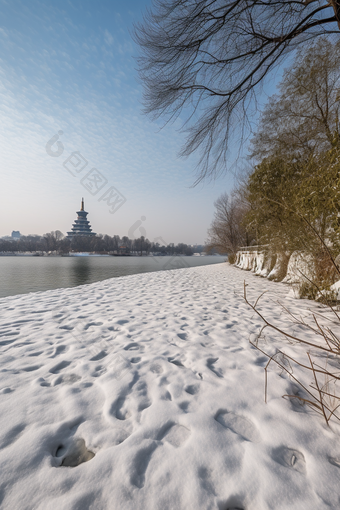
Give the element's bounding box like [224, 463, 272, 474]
[0, 255, 226, 298]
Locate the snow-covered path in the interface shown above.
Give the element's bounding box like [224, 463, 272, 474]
[0, 263, 339, 510]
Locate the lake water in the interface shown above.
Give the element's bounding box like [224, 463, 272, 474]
[0, 255, 226, 298]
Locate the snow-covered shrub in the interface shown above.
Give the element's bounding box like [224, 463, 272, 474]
[228, 253, 236, 264]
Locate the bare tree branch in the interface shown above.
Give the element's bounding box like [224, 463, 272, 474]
[134, 0, 340, 181]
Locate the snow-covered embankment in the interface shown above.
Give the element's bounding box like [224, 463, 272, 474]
[235, 248, 340, 298]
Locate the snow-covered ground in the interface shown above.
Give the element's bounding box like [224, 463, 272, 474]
[0, 263, 339, 510]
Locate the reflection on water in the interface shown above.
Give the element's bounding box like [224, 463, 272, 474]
[0, 255, 226, 298]
[71, 258, 91, 286]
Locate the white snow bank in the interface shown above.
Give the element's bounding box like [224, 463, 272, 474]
[236, 250, 289, 282]
[235, 250, 256, 271]
[0, 263, 340, 510]
[282, 251, 315, 285]
[321, 279, 340, 301]
[281, 252, 316, 298]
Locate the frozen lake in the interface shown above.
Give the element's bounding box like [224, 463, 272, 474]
[0, 255, 226, 298]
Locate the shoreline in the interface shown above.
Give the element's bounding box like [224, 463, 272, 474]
[0, 256, 226, 300]
[0, 252, 222, 257]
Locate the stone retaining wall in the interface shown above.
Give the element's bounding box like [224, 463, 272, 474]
[235, 250, 306, 285]
[235, 249, 340, 299]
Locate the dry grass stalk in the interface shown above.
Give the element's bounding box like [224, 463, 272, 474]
[244, 282, 340, 426]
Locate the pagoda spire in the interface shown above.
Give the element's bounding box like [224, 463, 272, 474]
[66, 199, 96, 239]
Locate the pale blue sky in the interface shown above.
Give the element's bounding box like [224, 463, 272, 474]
[0, 0, 276, 244]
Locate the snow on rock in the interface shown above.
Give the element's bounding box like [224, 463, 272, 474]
[236, 250, 288, 282]
[235, 251, 256, 271]
[0, 263, 340, 509]
[256, 253, 276, 278]
[282, 251, 315, 285]
[267, 252, 291, 282]
[321, 279, 340, 302]
[282, 252, 317, 299]
[253, 251, 277, 278]
[235, 250, 322, 295]
[253, 251, 265, 275]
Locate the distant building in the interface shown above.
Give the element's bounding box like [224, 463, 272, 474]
[67, 198, 96, 239]
[11, 231, 21, 239]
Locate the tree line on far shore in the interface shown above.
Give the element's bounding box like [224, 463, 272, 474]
[0, 231, 206, 256]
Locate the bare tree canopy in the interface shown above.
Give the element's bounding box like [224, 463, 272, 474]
[206, 191, 251, 254]
[250, 38, 340, 161]
[134, 0, 340, 181]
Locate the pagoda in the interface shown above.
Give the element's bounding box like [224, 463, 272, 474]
[67, 198, 96, 239]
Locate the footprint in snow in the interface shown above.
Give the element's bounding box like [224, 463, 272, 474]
[111, 428, 131, 445]
[11, 319, 34, 325]
[49, 360, 72, 374]
[185, 384, 200, 395]
[161, 390, 172, 401]
[168, 357, 185, 368]
[0, 338, 18, 346]
[329, 457, 340, 468]
[207, 358, 224, 378]
[54, 438, 95, 467]
[0, 387, 14, 394]
[285, 384, 307, 412]
[150, 363, 163, 375]
[90, 350, 107, 361]
[83, 321, 103, 330]
[197, 466, 216, 496]
[222, 495, 245, 510]
[124, 342, 141, 351]
[50, 345, 67, 358]
[271, 446, 306, 473]
[91, 365, 107, 378]
[178, 401, 191, 413]
[230, 347, 244, 353]
[110, 394, 131, 421]
[21, 365, 42, 372]
[215, 411, 261, 443]
[0, 423, 26, 448]
[51, 312, 65, 320]
[37, 377, 50, 387]
[254, 355, 268, 366]
[53, 373, 81, 386]
[135, 380, 152, 411]
[130, 443, 157, 488]
[110, 380, 151, 420]
[157, 423, 190, 447]
[0, 330, 20, 338]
